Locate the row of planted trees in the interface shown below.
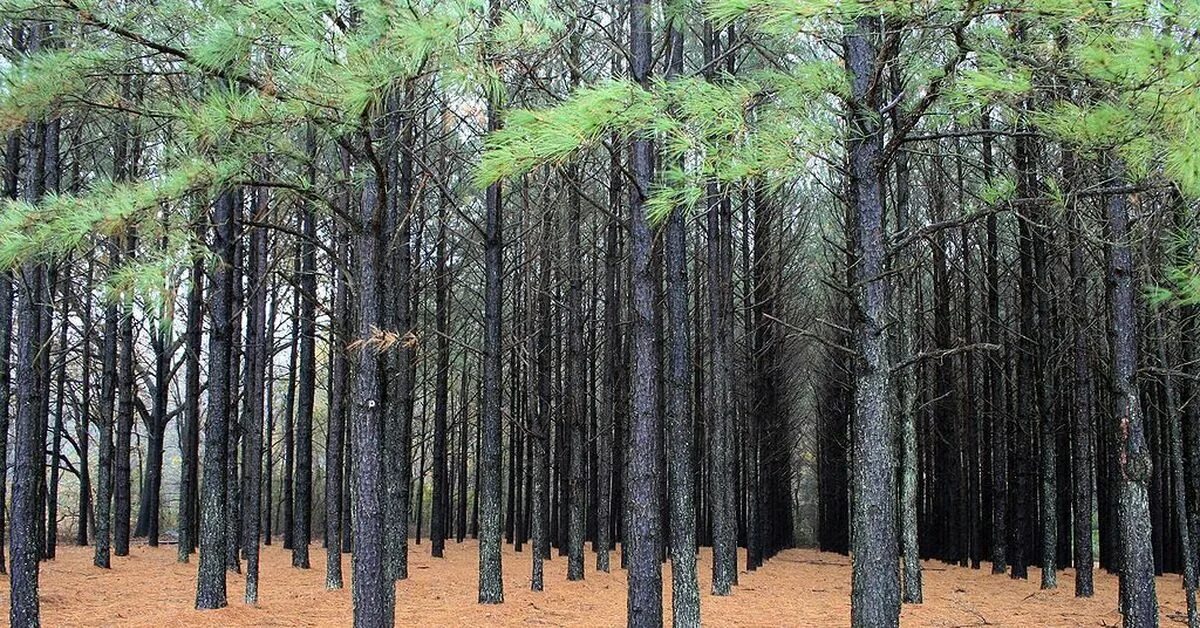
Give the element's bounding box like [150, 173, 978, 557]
[3, 1, 1200, 628]
[0, 0, 805, 626]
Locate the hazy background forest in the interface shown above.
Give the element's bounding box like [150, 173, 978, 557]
[1, 0, 1200, 627]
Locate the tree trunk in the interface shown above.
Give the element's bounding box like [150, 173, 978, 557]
[431, 162, 451, 559]
[178, 230, 204, 562]
[664, 16, 700, 625]
[324, 181, 350, 590]
[704, 20, 737, 598]
[350, 151, 389, 628]
[1105, 163, 1158, 627]
[241, 186, 269, 604]
[479, 17, 506, 596]
[292, 169, 317, 568]
[196, 191, 235, 610]
[845, 14, 900, 627]
[626, 0, 663, 620]
[1066, 153, 1094, 597]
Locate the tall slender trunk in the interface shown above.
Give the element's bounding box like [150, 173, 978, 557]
[94, 242, 118, 570]
[1105, 163, 1158, 627]
[325, 185, 349, 590]
[0, 128, 19, 573]
[1066, 151, 1094, 597]
[292, 160, 318, 568]
[845, 14, 900, 627]
[11, 79, 47, 621]
[1011, 97, 1036, 581]
[595, 121, 621, 574]
[431, 160, 451, 559]
[380, 93, 414, 590]
[196, 189, 236, 610]
[1154, 310, 1198, 623]
[703, 20, 736, 598]
[178, 229, 204, 561]
[12, 261, 43, 626]
[225, 199, 244, 573]
[75, 255, 93, 548]
[627, 0, 663, 619]
[281, 251, 299, 549]
[113, 233, 136, 558]
[530, 216, 552, 590]
[350, 148, 389, 627]
[665, 16, 700, 625]
[1034, 160, 1058, 590]
[479, 12, 506, 596]
[457, 363, 469, 543]
[982, 112, 1007, 575]
[891, 81, 921, 601]
[46, 265, 68, 560]
[241, 186, 269, 603]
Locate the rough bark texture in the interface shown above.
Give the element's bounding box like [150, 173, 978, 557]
[665, 18, 700, 626]
[196, 190, 235, 610]
[1105, 165, 1158, 628]
[478, 90, 506, 605]
[350, 169, 388, 628]
[292, 186, 317, 569]
[626, 0, 663, 621]
[845, 14, 900, 628]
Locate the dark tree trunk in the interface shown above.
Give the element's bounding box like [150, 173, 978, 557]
[1067, 152, 1094, 598]
[76, 256, 93, 548]
[431, 166, 451, 559]
[1011, 104, 1036, 582]
[226, 194, 244, 574]
[479, 18, 506, 596]
[457, 363, 470, 544]
[94, 243, 118, 570]
[890, 83, 921, 601]
[113, 239, 135, 557]
[281, 252, 299, 550]
[241, 187, 269, 604]
[292, 170, 317, 569]
[982, 113, 1008, 576]
[178, 230, 204, 562]
[382, 94, 414, 588]
[530, 216, 552, 590]
[0, 128, 18, 574]
[1154, 310, 1198, 622]
[11, 94, 47, 623]
[845, 14, 900, 627]
[196, 191, 236, 610]
[350, 161, 389, 627]
[703, 20, 737, 598]
[664, 17, 700, 625]
[595, 120, 621, 574]
[46, 265, 68, 560]
[12, 260, 43, 626]
[1105, 164, 1158, 627]
[324, 190, 350, 590]
[626, 0, 663, 620]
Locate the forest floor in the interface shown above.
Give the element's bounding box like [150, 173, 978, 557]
[0, 539, 1190, 627]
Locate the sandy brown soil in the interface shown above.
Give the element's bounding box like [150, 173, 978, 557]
[0, 540, 1189, 626]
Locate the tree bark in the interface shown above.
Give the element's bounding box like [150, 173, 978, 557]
[196, 189, 236, 610]
[665, 16, 700, 625]
[626, 0, 663, 620]
[845, 14, 900, 627]
[1105, 163, 1158, 627]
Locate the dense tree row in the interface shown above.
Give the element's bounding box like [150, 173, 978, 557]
[1, 1, 1200, 628]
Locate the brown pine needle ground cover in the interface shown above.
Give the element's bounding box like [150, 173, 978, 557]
[0, 540, 1188, 627]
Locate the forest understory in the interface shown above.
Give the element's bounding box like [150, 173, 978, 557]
[0, 539, 1189, 627]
